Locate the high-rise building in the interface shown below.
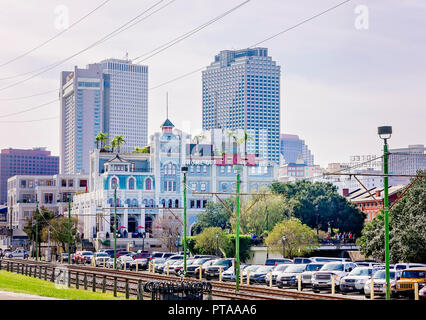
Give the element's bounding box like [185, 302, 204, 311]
[279, 134, 314, 165]
[388, 144, 426, 185]
[60, 58, 148, 174]
[0, 148, 59, 205]
[202, 48, 281, 163]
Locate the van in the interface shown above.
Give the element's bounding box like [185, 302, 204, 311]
[310, 257, 350, 263]
[394, 263, 426, 271]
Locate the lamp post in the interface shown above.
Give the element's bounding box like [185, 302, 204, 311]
[35, 201, 39, 261]
[315, 204, 319, 236]
[113, 185, 118, 270]
[234, 164, 243, 292]
[216, 233, 219, 256]
[282, 235, 286, 258]
[378, 125, 392, 300]
[68, 195, 72, 265]
[181, 166, 188, 276]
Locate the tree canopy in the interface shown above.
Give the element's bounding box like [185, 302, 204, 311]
[270, 180, 365, 235]
[358, 174, 426, 263]
[192, 198, 234, 234]
[194, 227, 225, 256]
[265, 217, 319, 259]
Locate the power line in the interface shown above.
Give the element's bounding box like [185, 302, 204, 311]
[0, 0, 112, 71]
[0, 0, 175, 92]
[149, 0, 352, 90]
[0, 89, 58, 101]
[0, 116, 58, 123]
[0, 99, 57, 118]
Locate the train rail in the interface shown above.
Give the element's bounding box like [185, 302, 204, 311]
[0, 258, 353, 301]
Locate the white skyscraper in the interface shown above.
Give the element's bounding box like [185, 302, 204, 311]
[60, 58, 148, 174]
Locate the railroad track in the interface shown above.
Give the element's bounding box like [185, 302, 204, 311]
[0, 259, 352, 301]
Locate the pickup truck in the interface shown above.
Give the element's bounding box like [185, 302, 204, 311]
[4, 248, 29, 259]
[311, 262, 358, 293]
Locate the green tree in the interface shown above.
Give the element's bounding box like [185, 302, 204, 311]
[358, 173, 426, 263]
[133, 146, 143, 153]
[23, 206, 55, 257]
[111, 135, 126, 153]
[221, 234, 252, 262]
[194, 227, 225, 255]
[192, 198, 234, 234]
[237, 131, 253, 159]
[270, 180, 365, 236]
[240, 192, 293, 236]
[41, 216, 79, 251]
[265, 217, 319, 259]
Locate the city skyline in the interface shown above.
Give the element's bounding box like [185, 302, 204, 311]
[0, 0, 425, 168]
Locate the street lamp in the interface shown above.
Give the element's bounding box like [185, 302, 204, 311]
[282, 235, 286, 258]
[233, 164, 243, 292]
[378, 125, 392, 300]
[68, 194, 72, 265]
[113, 183, 118, 270]
[181, 165, 188, 276]
[216, 233, 219, 256]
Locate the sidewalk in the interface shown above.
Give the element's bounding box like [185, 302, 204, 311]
[0, 290, 62, 300]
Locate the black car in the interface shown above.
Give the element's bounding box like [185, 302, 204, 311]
[187, 258, 215, 276]
[205, 259, 234, 280]
[265, 258, 293, 266]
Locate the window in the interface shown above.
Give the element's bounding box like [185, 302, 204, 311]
[202, 166, 207, 174]
[61, 179, 66, 187]
[68, 179, 73, 187]
[196, 166, 201, 173]
[80, 180, 87, 187]
[129, 178, 135, 190]
[200, 183, 206, 192]
[191, 183, 197, 191]
[145, 178, 152, 190]
[111, 178, 118, 189]
[190, 200, 195, 208]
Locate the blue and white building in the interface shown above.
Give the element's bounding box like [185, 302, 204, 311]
[72, 119, 277, 249]
[202, 48, 281, 164]
[60, 58, 148, 175]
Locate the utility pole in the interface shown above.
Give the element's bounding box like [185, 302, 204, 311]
[9, 204, 13, 249]
[68, 196, 72, 265]
[234, 164, 242, 292]
[114, 187, 118, 270]
[181, 166, 188, 276]
[378, 126, 392, 300]
[35, 202, 39, 261]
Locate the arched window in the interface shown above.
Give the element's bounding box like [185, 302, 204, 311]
[128, 177, 135, 190]
[111, 177, 118, 189]
[149, 199, 154, 207]
[171, 164, 176, 176]
[145, 178, 152, 190]
[175, 199, 179, 208]
[168, 199, 173, 208]
[143, 199, 148, 207]
[132, 199, 138, 207]
[125, 199, 131, 206]
[161, 199, 165, 208]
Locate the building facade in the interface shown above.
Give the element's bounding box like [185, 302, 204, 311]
[7, 174, 88, 230]
[279, 134, 314, 166]
[60, 58, 148, 175]
[202, 48, 281, 164]
[72, 119, 277, 249]
[388, 144, 426, 185]
[0, 148, 59, 205]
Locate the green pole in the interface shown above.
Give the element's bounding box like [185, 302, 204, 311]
[235, 168, 241, 292]
[114, 188, 117, 270]
[35, 203, 39, 261]
[183, 171, 187, 276]
[68, 197, 71, 265]
[383, 140, 391, 300]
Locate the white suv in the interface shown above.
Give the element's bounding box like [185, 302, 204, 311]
[301, 263, 326, 288]
[340, 266, 383, 294]
[311, 262, 357, 293]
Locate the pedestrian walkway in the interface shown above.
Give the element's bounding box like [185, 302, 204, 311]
[0, 290, 62, 300]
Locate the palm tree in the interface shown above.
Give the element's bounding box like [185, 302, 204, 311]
[133, 146, 143, 153]
[141, 146, 150, 153]
[226, 130, 236, 154]
[111, 135, 126, 153]
[192, 134, 205, 156]
[95, 132, 109, 150]
[238, 131, 253, 159]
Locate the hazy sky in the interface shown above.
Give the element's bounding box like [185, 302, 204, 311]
[0, 0, 425, 167]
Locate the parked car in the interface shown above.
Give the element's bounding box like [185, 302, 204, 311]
[166, 255, 184, 262]
[222, 265, 248, 282]
[419, 283, 426, 300]
[242, 265, 263, 281]
[194, 259, 219, 277]
[310, 257, 351, 263]
[276, 264, 307, 288]
[293, 257, 313, 264]
[116, 251, 131, 258]
[152, 258, 167, 273]
[340, 266, 383, 294]
[82, 251, 94, 264]
[205, 259, 234, 280]
[264, 258, 293, 266]
[99, 249, 115, 258]
[130, 258, 148, 271]
[133, 252, 150, 259]
[149, 252, 175, 260]
[396, 268, 426, 298]
[94, 252, 110, 267]
[161, 260, 181, 274]
[106, 258, 115, 268]
[311, 262, 357, 293]
[4, 248, 29, 259]
[364, 269, 401, 299]
[186, 258, 215, 276]
[265, 264, 291, 285]
[58, 253, 70, 262]
[117, 255, 134, 270]
[75, 251, 93, 264]
[394, 263, 426, 271]
[301, 263, 326, 288]
[174, 259, 196, 276]
[249, 265, 275, 284]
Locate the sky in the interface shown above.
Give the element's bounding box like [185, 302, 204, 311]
[0, 0, 425, 167]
